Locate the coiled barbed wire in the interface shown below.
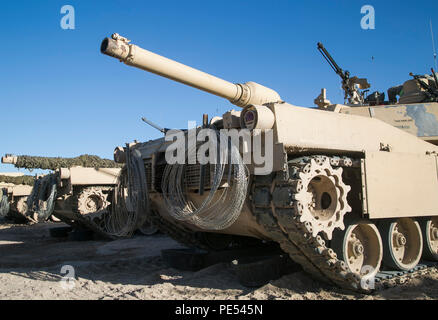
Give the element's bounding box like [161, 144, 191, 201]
[161, 127, 249, 230]
[104, 149, 149, 237]
[27, 174, 57, 221]
[0, 188, 10, 218]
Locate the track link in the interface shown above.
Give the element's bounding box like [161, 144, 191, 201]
[148, 208, 210, 250]
[374, 262, 437, 290]
[55, 211, 115, 240]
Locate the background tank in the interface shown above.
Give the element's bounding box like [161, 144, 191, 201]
[102, 33, 438, 291]
[0, 173, 33, 220]
[1, 154, 158, 236]
[1, 154, 123, 234]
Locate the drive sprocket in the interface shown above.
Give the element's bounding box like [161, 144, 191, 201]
[289, 156, 351, 240]
[75, 187, 110, 221]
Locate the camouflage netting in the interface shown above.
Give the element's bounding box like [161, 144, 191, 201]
[13, 155, 123, 170]
[0, 175, 35, 186]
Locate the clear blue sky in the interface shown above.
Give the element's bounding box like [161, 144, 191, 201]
[1, 0, 437, 173]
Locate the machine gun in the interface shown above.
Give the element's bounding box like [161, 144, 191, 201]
[408, 69, 438, 102]
[317, 42, 370, 105]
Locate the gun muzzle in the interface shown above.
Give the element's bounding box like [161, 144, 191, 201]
[101, 33, 281, 108]
[1, 155, 18, 165]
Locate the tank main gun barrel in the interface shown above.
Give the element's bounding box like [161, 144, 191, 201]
[100, 33, 281, 108]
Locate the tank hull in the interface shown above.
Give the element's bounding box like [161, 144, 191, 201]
[131, 102, 438, 228]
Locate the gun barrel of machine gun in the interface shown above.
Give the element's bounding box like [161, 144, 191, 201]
[317, 42, 345, 79]
[141, 117, 164, 133]
[317, 42, 355, 101]
[141, 117, 171, 134]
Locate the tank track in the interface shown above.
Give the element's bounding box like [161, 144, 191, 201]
[251, 155, 438, 292]
[55, 187, 220, 247]
[55, 212, 115, 240]
[374, 262, 437, 290]
[148, 205, 262, 251]
[54, 187, 116, 240]
[148, 208, 210, 250]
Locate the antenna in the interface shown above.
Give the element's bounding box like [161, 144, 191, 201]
[431, 19, 438, 71]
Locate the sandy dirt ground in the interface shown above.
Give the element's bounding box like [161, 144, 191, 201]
[0, 221, 437, 300]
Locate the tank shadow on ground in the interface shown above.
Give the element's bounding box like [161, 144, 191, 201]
[5, 254, 257, 294]
[0, 224, 107, 269]
[0, 223, 253, 293]
[7, 262, 438, 300]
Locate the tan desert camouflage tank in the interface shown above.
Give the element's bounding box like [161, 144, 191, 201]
[0, 173, 33, 220]
[1, 154, 157, 236]
[1, 155, 121, 232]
[101, 33, 438, 291]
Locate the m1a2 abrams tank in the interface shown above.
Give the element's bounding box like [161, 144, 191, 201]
[101, 33, 438, 291]
[1, 154, 124, 235]
[1, 154, 157, 237]
[0, 173, 34, 220]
